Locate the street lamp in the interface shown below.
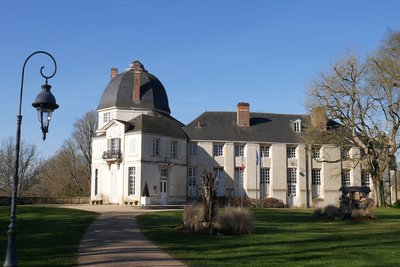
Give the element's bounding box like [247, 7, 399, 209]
[4, 51, 59, 267]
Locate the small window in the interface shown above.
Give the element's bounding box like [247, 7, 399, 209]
[152, 138, 160, 156]
[213, 144, 223, 157]
[234, 144, 245, 157]
[287, 146, 296, 158]
[161, 168, 168, 178]
[341, 169, 351, 187]
[293, 120, 301, 132]
[104, 112, 111, 124]
[312, 147, 321, 159]
[260, 145, 270, 158]
[341, 147, 350, 159]
[188, 143, 197, 156]
[170, 140, 178, 158]
[361, 171, 370, 187]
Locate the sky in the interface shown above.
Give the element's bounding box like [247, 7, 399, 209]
[0, 0, 399, 158]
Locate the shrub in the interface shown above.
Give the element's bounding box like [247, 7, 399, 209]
[262, 197, 287, 208]
[229, 197, 255, 208]
[351, 208, 375, 221]
[312, 208, 324, 219]
[324, 205, 341, 220]
[215, 207, 254, 235]
[393, 199, 400, 209]
[183, 205, 205, 233]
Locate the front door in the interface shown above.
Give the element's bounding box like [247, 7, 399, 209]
[160, 180, 168, 205]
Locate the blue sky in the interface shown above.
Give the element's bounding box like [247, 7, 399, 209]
[0, 0, 399, 158]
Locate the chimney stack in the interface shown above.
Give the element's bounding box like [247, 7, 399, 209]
[310, 106, 327, 131]
[237, 102, 250, 127]
[133, 60, 144, 103]
[111, 68, 118, 79]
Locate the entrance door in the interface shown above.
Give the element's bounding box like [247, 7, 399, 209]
[160, 180, 168, 205]
[110, 166, 118, 203]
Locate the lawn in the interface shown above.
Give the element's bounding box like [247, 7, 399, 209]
[137, 208, 400, 267]
[0, 206, 98, 267]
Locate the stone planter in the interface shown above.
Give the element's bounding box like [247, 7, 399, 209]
[141, 196, 151, 206]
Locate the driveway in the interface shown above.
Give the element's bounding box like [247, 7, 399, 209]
[60, 205, 187, 267]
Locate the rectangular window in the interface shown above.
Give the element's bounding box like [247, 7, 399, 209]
[103, 112, 111, 124]
[260, 145, 270, 158]
[160, 168, 168, 178]
[188, 167, 197, 197]
[170, 140, 178, 158]
[312, 147, 321, 159]
[152, 138, 160, 156]
[234, 167, 244, 197]
[128, 167, 136, 195]
[213, 144, 223, 157]
[341, 147, 350, 159]
[214, 167, 225, 197]
[341, 169, 351, 187]
[294, 121, 301, 132]
[110, 138, 120, 155]
[312, 169, 321, 198]
[234, 144, 245, 157]
[188, 143, 197, 156]
[287, 168, 297, 196]
[94, 169, 98, 196]
[287, 146, 296, 158]
[260, 168, 271, 197]
[361, 171, 370, 187]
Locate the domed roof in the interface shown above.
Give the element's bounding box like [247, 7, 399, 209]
[97, 61, 171, 114]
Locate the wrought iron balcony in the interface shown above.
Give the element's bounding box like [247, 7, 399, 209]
[102, 150, 122, 167]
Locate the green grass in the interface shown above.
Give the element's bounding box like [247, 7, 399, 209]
[137, 208, 400, 267]
[0, 206, 98, 267]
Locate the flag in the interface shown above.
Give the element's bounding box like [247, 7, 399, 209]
[256, 150, 259, 166]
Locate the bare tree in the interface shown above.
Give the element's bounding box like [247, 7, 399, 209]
[72, 110, 97, 181]
[36, 111, 97, 197]
[0, 137, 45, 196]
[306, 32, 400, 207]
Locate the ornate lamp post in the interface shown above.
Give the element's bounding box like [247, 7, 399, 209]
[3, 51, 59, 267]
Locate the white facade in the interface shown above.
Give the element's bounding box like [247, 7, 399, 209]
[186, 140, 378, 207]
[91, 119, 187, 205]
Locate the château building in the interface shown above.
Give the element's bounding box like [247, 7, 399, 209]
[91, 60, 398, 207]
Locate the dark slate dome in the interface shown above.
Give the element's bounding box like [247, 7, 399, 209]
[97, 60, 171, 114]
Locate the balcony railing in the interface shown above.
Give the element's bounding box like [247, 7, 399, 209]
[102, 150, 122, 167]
[102, 150, 121, 159]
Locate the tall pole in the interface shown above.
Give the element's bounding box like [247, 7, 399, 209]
[4, 51, 57, 267]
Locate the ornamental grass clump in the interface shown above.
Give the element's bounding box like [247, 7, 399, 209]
[183, 205, 205, 233]
[216, 207, 254, 235]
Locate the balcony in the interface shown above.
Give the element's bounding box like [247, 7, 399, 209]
[102, 150, 122, 167]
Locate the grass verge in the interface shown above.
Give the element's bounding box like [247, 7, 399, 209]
[0, 206, 98, 267]
[137, 208, 400, 267]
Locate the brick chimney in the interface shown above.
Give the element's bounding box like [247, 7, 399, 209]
[133, 60, 144, 103]
[310, 106, 327, 131]
[111, 68, 118, 79]
[237, 102, 250, 127]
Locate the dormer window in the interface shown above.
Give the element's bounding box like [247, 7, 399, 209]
[293, 119, 301, 132]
